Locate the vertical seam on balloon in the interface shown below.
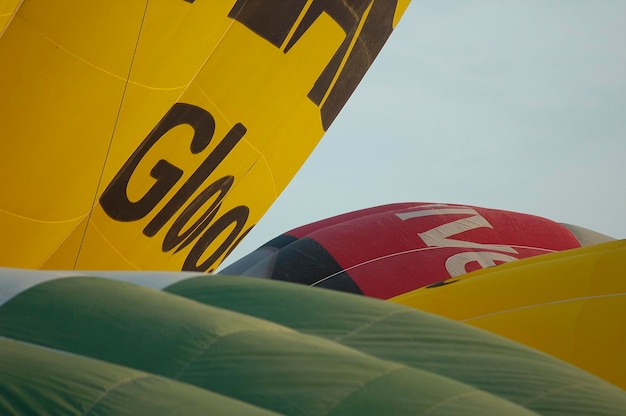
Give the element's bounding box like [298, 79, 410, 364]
[171, 327, 292, 381]
[191, 83, 278, 199]
[183, 4, 281, 200]
[72, 0, 150, 270]
[417, 391, 500, 416]
[170, 9, 239, 105]
[83, 219, 142, 270]
[36, 217, 88, 269]
[192, 81, 279, 200]
[333, 309, 414, 342]
[82, 375, 156, 416]
[153, 2, 282, 207]
[0, 0, 24, 39]
[323, 365, 405, 414]
[518, 380, 601, 407]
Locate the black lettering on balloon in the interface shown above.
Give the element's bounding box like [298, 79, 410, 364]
[99, 102, 252, 273]
[228, 0, 399, 129]
[143, 122, 247, 237]
[163, 176, 233, 252]
[184, 205, 250, 272]
[228, 0, 308, 47]
[100, 103, 215, 222]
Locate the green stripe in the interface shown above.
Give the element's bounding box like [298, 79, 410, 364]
[0, 338, 277, 416]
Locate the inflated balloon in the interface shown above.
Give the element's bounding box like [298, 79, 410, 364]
[220, 202, 614, 299]
[1, 268, 626, 415]
[391, 239, 626, 390]
[3, 3, 624, 413]
[0, 0, 410, 272]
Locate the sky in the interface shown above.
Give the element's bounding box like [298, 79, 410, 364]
[220, 0, 626, 269]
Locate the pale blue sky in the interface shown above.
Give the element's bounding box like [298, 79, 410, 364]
[221, 0, 626, 268]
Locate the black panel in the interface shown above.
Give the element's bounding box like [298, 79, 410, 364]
[228, 0, 308, 47]
[313, 272, 364, 295]
[271, 237, 363, 295]
[262, 234, 299, 250]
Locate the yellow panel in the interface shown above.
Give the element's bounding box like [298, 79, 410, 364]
[0, 210, 83, 268]
[39, 219, 89, 270]
[0, 15, 124, 220]
[573, 296, 626, 386]
[0, 0, 21, 34]
[465, 301, 583, 362]
[129, 2, 238, 89]
[391, 240, 626, 389]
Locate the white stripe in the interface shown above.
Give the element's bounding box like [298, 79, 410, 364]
[310, 245, 557, 287]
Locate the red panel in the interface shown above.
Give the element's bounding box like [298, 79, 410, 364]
[306, 203, 581, 299]
[285, 203, 418, 239]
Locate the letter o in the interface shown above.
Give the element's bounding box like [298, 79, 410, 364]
[183, 205, 250, 272]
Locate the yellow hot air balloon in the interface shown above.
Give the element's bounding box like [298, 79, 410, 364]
[391, 239, 626, 389]
[0, 0, 410, 272]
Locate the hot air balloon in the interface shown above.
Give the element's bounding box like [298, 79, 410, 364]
[220, 202, 614, 299]
[0, 0, 410, 272]
[2, 267, 626, 415]
[391, 239, 626, 390]
[3, 2, 625, 414]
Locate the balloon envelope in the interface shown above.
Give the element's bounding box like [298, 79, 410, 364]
[391, 239, 626, 390]
[1, 268, 625, 415]
[220, 202, 614, 299]
[0, 0, 410, 272]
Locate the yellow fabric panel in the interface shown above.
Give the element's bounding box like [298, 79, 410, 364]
[463, 301, 582, 366]
[1, 1, 411, 271]
[390, 240, 626, 389]
[573, 295, 626, 386]
[0, 12, 125, 221]
[0, 0, 21, 34]
[39, 219, 90, 270]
